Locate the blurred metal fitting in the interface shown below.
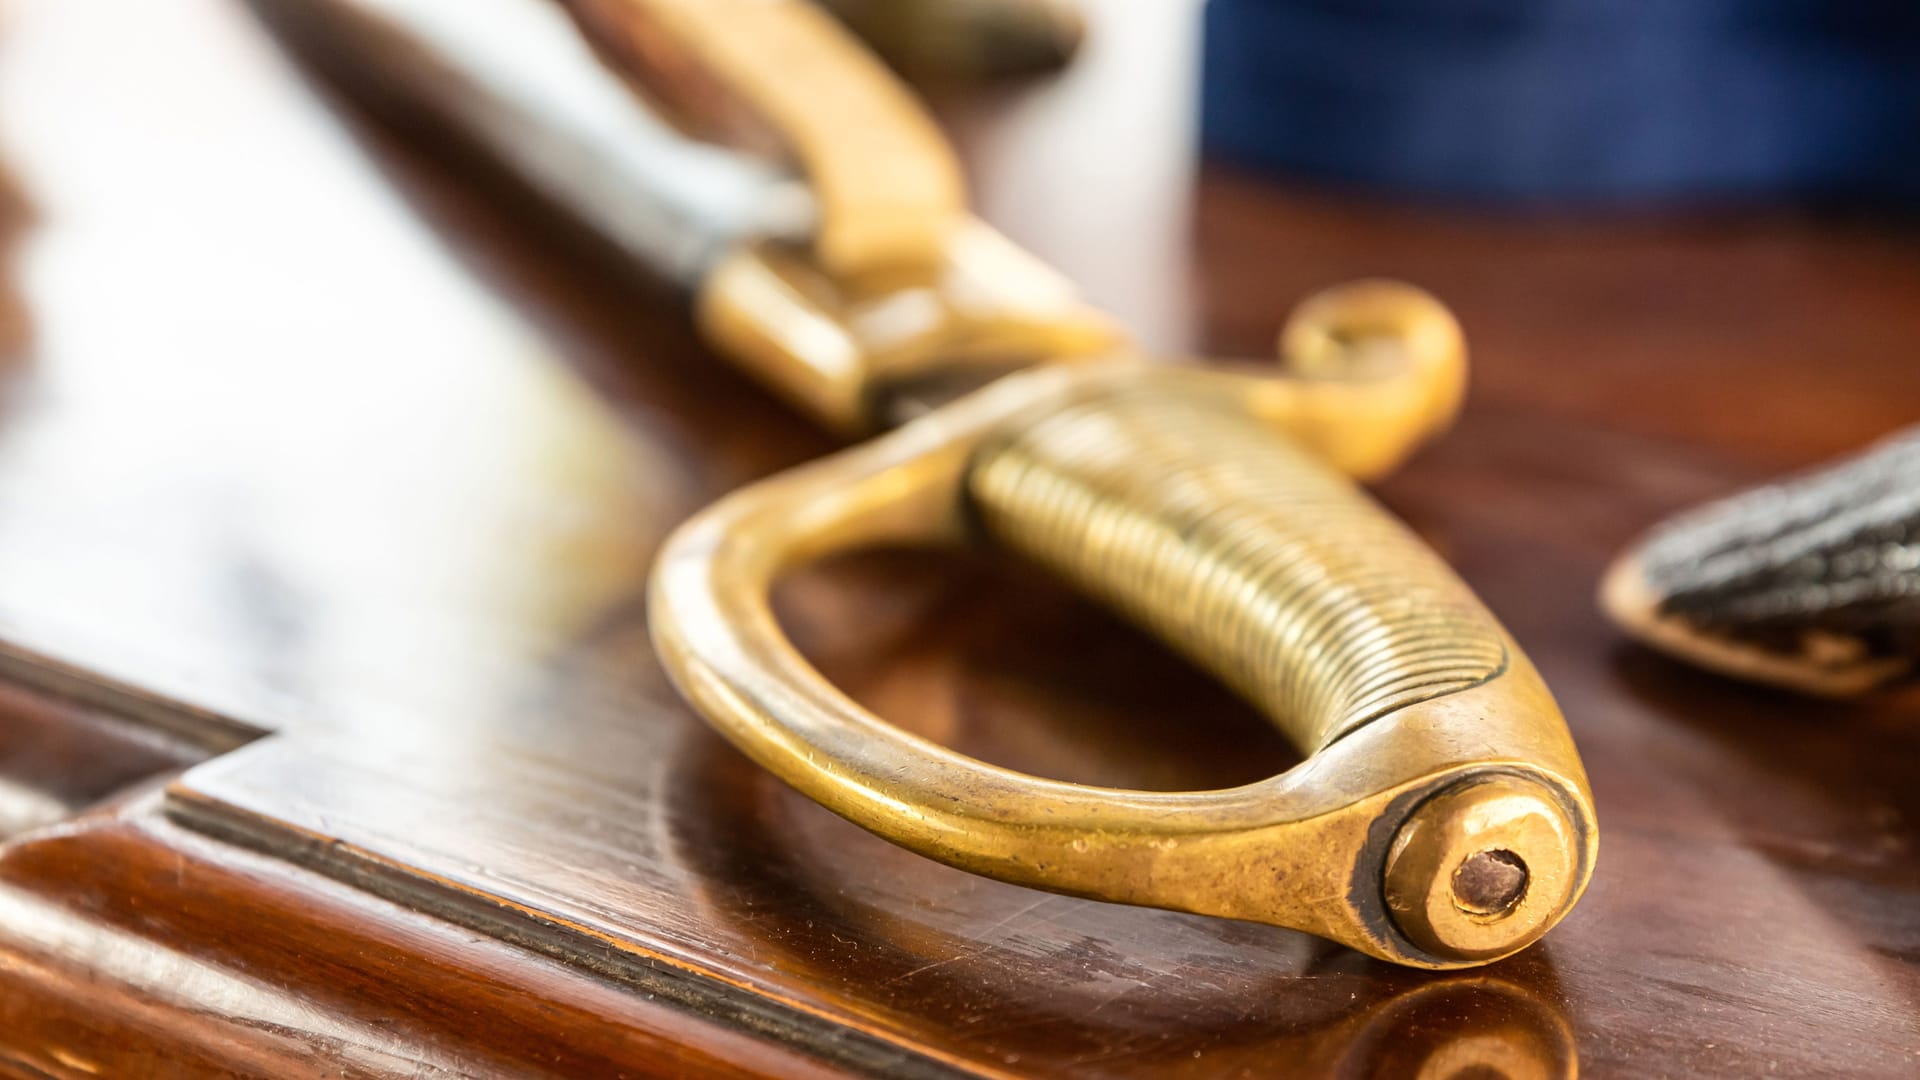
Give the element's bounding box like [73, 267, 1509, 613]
[818, 0, 1086, 78]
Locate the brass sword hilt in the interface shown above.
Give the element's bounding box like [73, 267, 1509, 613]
[569, 0, 1597, 968]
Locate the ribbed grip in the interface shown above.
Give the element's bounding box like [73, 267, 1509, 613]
[969, 379, 1509, 753]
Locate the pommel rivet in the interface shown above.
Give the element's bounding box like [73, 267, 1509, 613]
[1383, 777, 1579, 962]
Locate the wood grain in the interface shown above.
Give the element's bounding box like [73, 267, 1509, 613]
[0, 791, 842, 1079]
[0, 0, 1915, 1076]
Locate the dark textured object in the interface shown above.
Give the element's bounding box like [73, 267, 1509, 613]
[1201, 0, 1920, 206]
[1, 0, 1918, 1076]
[1604, 428, 1920, 696]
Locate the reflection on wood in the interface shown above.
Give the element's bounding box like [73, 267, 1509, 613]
[0, 799, 840, 1078]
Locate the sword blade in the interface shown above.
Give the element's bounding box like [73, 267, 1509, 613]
[251, 0, 817, 287]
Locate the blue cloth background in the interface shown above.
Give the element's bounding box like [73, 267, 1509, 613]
[1201, 0, 1920, 205]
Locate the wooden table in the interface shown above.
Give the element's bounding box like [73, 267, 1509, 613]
[0, 1, 1915, 1076]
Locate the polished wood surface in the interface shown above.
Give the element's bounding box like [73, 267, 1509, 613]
[1, 0, 1917, 1076]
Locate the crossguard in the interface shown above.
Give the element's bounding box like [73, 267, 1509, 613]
[652, 288, 1596, 968]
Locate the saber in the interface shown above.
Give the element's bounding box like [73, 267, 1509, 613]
[254, 0, 1597, 969]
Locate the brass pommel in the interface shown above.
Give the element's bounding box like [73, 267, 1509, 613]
[1383, 776, 1581, 963]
